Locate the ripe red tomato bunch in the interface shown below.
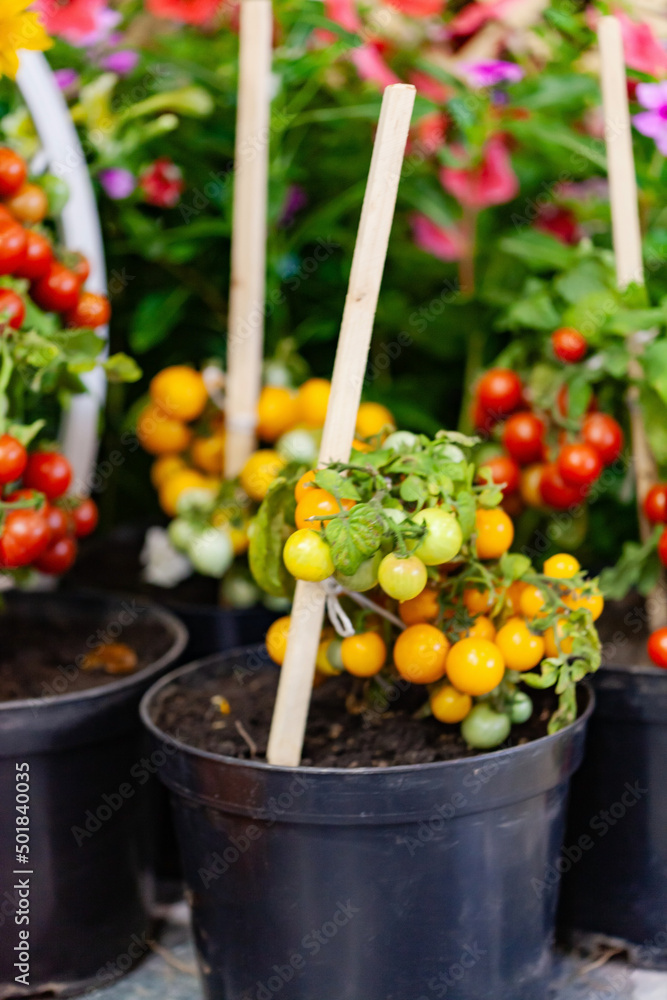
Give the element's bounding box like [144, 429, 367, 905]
[0, 147, 110, 331]
[0, 437, 97, 575]
[473, 334, 624, 513]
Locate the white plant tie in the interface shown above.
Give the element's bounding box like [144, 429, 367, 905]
[321, 577, 407, 638]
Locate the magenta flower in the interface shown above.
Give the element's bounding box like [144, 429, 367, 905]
[34, 0, 121, 46]
[99, 168, 137, 200]
[279, 185, 308, 228]
[54, 68, 79, 91]
[101, 50, 140, 76]
[411, 214, 468, 262]
[460, 60, 523, 88]
[633, 83, 667, 155]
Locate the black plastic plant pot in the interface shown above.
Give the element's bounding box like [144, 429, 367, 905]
[141, 649, 593, 1000]
[559, 659, 667, 967]
[66, 524, 280, 661]
[0, 592, 188, 999]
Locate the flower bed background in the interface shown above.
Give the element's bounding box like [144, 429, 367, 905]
[4, 0, 667, 576]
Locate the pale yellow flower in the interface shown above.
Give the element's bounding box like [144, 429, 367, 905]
[0, 1, 52, 80]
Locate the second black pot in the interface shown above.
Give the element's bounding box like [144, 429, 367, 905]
[142, 649, 593, 1000]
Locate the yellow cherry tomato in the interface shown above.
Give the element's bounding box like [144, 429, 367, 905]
[150, 454, 186, 490]
[399, 586, 439, 626]
[563, 589, 604, 621]
[159, 470, 213, 517]
[466, 615, 496, 642]
[283, 529, 334, 582]
[240, 449, 286, 502]
[295, 469, 317, 502]
[295, 489, 349, 532]
[257, 386, 299, 442]
[393, 624, 450, 684]
[463, 587, 494, 615]
[544, 619, 574, 657]
[495, 617, 545, 672]
[355, 402, 396, 441]
[378, 553, 428, 601]
[475, 508, 515, 560]
[519, 584, 548, 620]
[150, 365, 208, 422]
[445, 638, 505, 696]
[520, 464, 546, 508]
[137, 403, 192, 455]
[341, 631, 387, 677]
[543, 553, 580, 579]
[266, 616, 291, 664]
[297, 378, 331, 427]
[506, 580, 526, 614]
[429, 684, 472, 724]
[191, 434, 225, 475]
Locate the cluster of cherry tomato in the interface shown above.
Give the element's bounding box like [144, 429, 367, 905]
[0, 435, 98, 574]
[474, 330, 624, 512]
[267, 551, 603, 749]
[0, 147, 110, 331]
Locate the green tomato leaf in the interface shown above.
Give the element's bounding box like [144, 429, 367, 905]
[314, 469, 361, 501]
[399, 475, 428, 504]
[103, 353, 142, 383]
[453, 491, 476, 541]
[499, 553, 531, 582]
[639, 387, 667, 466]
[249, 475, 300, 598]
[599, 527, 661, 600]
[324, 505, 384, 577]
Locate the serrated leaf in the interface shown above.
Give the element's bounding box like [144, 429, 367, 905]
[599, 527, 661, 600]
[400, 475, 428, 504]
[314, 469, 361, 500]
[249, 475, 301, 598]
[324, 505, 384, 577]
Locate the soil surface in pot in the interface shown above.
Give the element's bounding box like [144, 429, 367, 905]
[0, 611, 174, 702]
[153, 668, 561, 768]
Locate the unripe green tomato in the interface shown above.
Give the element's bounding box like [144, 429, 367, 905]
[408, 507, 463, 566]
[336, 551, 382, 592]
[509, 691, 533, 724]
[188, 528, 234, 577]
[276, 428, 319, 465]
[461, 704, 512, 749]
[176, 487, 217, 517]
[168, 517, 196, 552]
[263, 594, 292, 612]
[378, 552, 427, 600]
[384, 431, 418, 453]
[326, 637, 345, 673]
[221, 573, 260, 609]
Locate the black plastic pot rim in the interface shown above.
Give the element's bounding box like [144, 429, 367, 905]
[140, 646, 595, 780]
[0, 593, 188, 715]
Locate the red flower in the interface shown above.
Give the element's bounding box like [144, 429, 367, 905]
[409, 70, 450, 104]
[440, 137, 518, 210]
[448, 0, 518, 37]
[324, 0, 362, 32]
[411, 213, 468, 262]
[535, 205, 580, 245]
[33, 0, 116, 44]
[139, 159, 185, 208]
[146, 0, 224, 25]
[385, 0, 445, 15]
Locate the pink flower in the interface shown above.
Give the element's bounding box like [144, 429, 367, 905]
[448, 0, 518, 38]
[324, 0, 362, 33]
[411, 214, 467, 261]
[460, 60, 523, 88]
[145, 0, 224, 25]
[411, 112, 448, 155]
[34, 0, 120, 46]
[409, 70, 450, 104]
[633, 81, 667, 155]
[613, 11, 667, 78]
[139, 159, 185, 208]
[99, 168, 137, 200]
[440, 137, 518, 209]
[385, 0, 445, 16]
[350, 44, 400, 89]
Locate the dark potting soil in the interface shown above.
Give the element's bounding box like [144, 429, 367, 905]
[0, 607, 174, 702]
[153, 667, 559, 768]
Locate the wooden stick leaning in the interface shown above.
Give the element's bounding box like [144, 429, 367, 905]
[225, 0, 273, 478]
[267, 83, 417, 767]
[599, 15, 666, 629]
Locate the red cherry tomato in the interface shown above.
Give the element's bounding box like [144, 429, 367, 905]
[34, 535, 78, 575]
[477, 368, 522, 419]
[45, 504, 72, 543]
[540, 463, 584, 509]
[0, 148, 27, 199]
[658, 527, 667, 568]
[644, 484, 667, 525]
[0, 509, 50, 568]
[0, 222, 27, 275]
[31, 263, 80, 313]
[552, 327, 587, 363]
[648, 627, 667, 668]
[14, 230, 53, 281]
[71, 498, 98, 538]
[502, 411, 545, 466]
[557, 442, 603, 488]
[582, 413, 623, 466]
[66, 292, 110, 329]
[0, 289, 25, 330]
[478, 454, 520, 496]
[24, 451, 73, 500]
[0, 434, 27, 483]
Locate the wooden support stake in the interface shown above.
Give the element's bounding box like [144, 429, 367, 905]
[267, 84, 416, 767]
[599, 15, 665, 629]
[225, 0, 273, 478]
